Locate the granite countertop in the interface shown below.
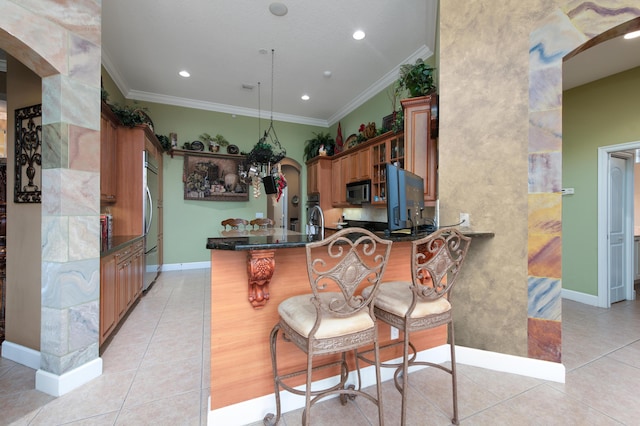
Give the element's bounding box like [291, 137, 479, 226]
[101, 235, 144, 257]
[206, 227, 494, 251]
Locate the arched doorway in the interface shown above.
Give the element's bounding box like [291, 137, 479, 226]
[527, 6, 640, 361]
[0, 2, 103, 396]
[267, 157, 302, 230]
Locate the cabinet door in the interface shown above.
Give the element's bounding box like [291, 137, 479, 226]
[132, 245, 144, 299]
[331, 157, 347, 207]
[100, 109, 118, 203]
[403, 96, 437, 203]
[370, 141, 388, 205]
[116, 253, 130, 319]
[306, 160, 319, 194]
[100, 253, 117, 345]
[356, 148, 371, 181]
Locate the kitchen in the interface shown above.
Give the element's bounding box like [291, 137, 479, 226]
[2, 2, 638, 422]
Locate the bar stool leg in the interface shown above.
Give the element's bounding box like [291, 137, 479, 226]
[264, 325, 282, 426]
[450, 322, 459, 425]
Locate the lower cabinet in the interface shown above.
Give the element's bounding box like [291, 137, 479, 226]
[100, 239, 144, 346]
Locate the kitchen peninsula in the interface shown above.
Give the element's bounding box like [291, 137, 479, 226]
[206, 227, 493, 417]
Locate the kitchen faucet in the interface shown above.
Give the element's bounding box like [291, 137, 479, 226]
[307, 205, 325, 239]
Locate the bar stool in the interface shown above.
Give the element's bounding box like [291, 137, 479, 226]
[221, 218, 249, 236]
[264, 228, 393, 426]
[250, 218, 274, 229]
[360, 228, 471, 425]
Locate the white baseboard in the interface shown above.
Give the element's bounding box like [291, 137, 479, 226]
[207, 344, 565, 425]
[1, 341, 41, 370]
[562, 288, 599, 306]
[161, 261, 211, 271]
[35, 357, 103, 397]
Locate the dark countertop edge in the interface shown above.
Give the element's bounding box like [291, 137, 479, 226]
[206, 228, 494, 251]
[101, 235, 144, 257]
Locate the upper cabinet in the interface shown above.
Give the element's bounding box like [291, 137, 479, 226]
[306, 156, 334, 210]
[112, 125, 163, 236]
[402, 95, 438, 204]
[100, 103, 119, 203]
[345, 148, 371, 184]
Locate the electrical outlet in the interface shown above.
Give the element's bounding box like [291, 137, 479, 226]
[459, 213, 470, 227]
[390, 326, 399, 340]
[256, 212, 264, 218]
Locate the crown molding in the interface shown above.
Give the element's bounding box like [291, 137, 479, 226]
[127, 90, 329, 128]
[326, 45, 433, 127]
[101, 47, 130, 99]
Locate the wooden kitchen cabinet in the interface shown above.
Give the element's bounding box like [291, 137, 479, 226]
[331, 156, 348, 207]
[306, 156, 335, 211]
[346, 148, 371, 183]
[113, 125, 163, 238]
[100, 239, 144, 346]
[402, 95, 438, 204]
[100, 103, 119, 203]
[99, 252, 117, 345]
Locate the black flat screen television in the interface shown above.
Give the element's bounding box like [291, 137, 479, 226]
[386, 163, 425, 233]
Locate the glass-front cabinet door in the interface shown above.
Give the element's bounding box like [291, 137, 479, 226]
[371, 140, 388, 205]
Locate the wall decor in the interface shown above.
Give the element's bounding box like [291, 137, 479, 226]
[183, 152, 249, 201]
[14, 104, 42, 203]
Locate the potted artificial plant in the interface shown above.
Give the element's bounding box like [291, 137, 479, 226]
[395, 58, 436, 99]
[199, 133, 229, 153]
[303, 132, 335, 161]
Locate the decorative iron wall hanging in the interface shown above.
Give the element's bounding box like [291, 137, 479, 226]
[14, 104, 42, 203]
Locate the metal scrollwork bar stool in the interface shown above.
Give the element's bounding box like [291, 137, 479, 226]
[264, 228, 392, 426]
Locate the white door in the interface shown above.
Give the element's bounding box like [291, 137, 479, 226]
[608, 155, 627, 303]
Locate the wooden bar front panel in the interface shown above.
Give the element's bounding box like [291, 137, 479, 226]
[209, 241, 446, 410]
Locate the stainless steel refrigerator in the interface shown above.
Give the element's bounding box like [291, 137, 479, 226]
[143, 150, 160, 291]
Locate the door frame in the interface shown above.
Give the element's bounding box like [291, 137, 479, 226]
[597, 142, 637, 307]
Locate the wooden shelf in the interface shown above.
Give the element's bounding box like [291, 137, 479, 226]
[168, 148, 245, 160]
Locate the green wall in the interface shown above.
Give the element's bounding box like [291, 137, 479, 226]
[562, 66, 640, 295]
[131, 100, 325, 264]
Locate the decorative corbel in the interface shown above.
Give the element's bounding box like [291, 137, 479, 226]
[247, 250, 275, 308]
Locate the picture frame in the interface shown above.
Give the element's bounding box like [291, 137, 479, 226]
[183, 153, 249, 201]
[14, 104, 42, 203]
[382, 113, 395, 132]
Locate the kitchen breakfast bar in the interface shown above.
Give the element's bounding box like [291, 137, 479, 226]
[205, 228, 492, 420]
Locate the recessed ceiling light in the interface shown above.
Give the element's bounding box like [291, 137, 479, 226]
[323, 71, 332, 78]
[353, 30, 365, 40]
[301, 94, 310, 101]
[269, 2, 288, 17]
[179, 70, 190, 78]
[624, 30, 640, 40]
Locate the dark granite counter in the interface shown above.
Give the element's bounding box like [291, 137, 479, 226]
[206, 227, 493, 251]
[101, 235, 144, 257]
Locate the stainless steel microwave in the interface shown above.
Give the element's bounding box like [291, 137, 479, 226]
[346, 180, 371, 205]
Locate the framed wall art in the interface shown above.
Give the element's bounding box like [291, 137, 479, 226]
[14, 104, 42, 203]
[183, 152, 249, 201]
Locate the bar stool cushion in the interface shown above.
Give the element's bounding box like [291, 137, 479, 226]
[362, 281, 451, 319]
[279, 292, 374, 339]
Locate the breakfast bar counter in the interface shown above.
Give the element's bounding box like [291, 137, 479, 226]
[206, 227, 493, 417]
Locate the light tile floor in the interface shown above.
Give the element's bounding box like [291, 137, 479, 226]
[1, 269, 639, 425]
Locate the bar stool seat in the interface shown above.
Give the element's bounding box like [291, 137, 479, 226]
[278, 293, 375, 339]
[366, 281, 451, 318]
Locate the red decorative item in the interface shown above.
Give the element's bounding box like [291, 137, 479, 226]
[335, 122, 344, 154]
